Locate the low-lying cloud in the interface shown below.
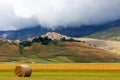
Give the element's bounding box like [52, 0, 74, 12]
[0, 0, 120, 30]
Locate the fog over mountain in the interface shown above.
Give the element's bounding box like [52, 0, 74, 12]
[0, 0, 120, 30]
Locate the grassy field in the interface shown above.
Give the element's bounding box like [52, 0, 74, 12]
[1, 72, 120, 80]
[0, 63, 120, 80]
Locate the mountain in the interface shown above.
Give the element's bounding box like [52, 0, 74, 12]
[0, 26, 51, 40]
[0, 20, 120, 40]
[87, 20, 120, 40]
[0, 35, 120, 63]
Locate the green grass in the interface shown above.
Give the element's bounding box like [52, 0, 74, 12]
[1, 72, 120, 80]
[47, 57, 69, 63]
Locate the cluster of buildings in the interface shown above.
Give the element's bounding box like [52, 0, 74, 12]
[0, 32, 71, 45]
[41, 32, 71, 41]
[0, 37, 20, 45]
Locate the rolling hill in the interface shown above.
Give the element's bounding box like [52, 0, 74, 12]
[0, 34, 120, 63]
[21, 41, 120, 63]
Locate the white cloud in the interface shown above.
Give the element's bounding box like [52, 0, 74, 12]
[0, 0, 120, 30]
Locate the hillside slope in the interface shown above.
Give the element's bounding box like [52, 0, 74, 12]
[0, 39, 21, 62]
[88, 20, 120, 40]
[20, 40, 120, 63]
[0, 36, 120, 63]
[88, 27, 120, 40]
[75, 38, 120, 55]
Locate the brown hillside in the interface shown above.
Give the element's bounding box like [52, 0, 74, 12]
[0, 41, 20, 56]
[22, 41, 120, 63]
[63, 42, 120, 62]
[0, 38, 120, 63]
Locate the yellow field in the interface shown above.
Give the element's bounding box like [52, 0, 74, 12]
[1, 63, 120, 72]
[1, 63, 120, 80]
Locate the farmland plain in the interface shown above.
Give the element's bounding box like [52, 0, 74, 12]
[1, 63, 120, 80]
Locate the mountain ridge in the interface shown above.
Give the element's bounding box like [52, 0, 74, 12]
[0, 20, 120, 40]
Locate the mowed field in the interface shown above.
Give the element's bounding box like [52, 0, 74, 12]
[1, 63, 120, 80]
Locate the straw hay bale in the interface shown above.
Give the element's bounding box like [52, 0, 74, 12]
[15, 64, 32, 77]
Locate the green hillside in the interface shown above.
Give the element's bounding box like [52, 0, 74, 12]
[88, 27, 120, 40]
[88, 20, 120, 40]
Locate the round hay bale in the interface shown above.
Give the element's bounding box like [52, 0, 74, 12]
[15, 64, 32, 77]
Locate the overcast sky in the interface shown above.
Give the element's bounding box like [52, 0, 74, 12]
[0, 0, 120, 30]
